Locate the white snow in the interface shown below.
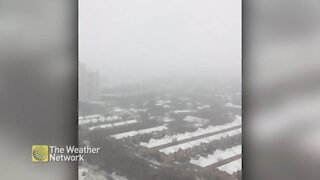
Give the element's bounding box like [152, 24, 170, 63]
[84, 114, 100, 119]
[173, 110, 196, 114]
[112, 108, 123, 112]
[156, 100, 171, 106]
[79, 115, 122, 125]
[225, 103, 241, 109]
[129, 108, 147, 113]
[79, 166, 128, 180]
[125, 120, 138, 124]
[140, 117, 241, 148]
[184, 116, 209, 124]
[111, 126, 167, 139]
[159, 128, 241, 155]
[189, 145, 242, 168]
[78, 167, 107, 180]
[217, 158, 242, 175]
[78, 114, 103, 125]
[88, 120, 138, 131]
[109, 172, 128, 180]
[163, 117, 174, 122]
[105, 115, 121, 122]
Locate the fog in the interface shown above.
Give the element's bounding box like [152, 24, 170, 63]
[80, 0, 241, 86]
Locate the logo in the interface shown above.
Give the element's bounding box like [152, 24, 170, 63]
[32, 145, 48, 162]
[31, 145, 100, 162]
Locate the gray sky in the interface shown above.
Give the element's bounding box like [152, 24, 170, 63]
[80, 0, 241, 86]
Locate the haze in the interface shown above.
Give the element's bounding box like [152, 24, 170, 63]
[80, 0, 241, 86]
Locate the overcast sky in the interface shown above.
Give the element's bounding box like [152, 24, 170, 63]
[80, 0, 241, 86]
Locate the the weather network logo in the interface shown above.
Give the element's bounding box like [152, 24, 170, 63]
[32, 145, 49, 162]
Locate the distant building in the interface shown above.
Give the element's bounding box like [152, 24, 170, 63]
[79, 63, 100, 101]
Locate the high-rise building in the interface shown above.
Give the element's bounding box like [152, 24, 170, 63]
[79, 63, 100, 101]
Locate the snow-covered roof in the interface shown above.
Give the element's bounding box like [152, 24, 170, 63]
[126, 120, 138, 124]
[140, 117, 241, 148]
[84, 114, 100, 119]
[189, 145, 242, 168]
[79, 115, 122, 125]
[78, 115, 103, 125]
[163, 117, 174, 122]
[128, 108, 147, 113]
[113, 120, 137, 127]
[112, 108, 123, 112]
[173, 110, 196, 114]
[105, 115, 121, 122]
[88, 120, 138, 131]
[217, 158, 242, 175]
[184, 116, 209, 124]
[112, 122, 126, 127]
[155, 100, 171, 106]
[196, 105, 210, 110]
[111, 126, 167, 139]
[88, 101, 105, 105]
[159, 128, 241, 155]
[89, 124, 112, 131]
[225, 103, 241, 109]
[79, 167, 127, 180]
